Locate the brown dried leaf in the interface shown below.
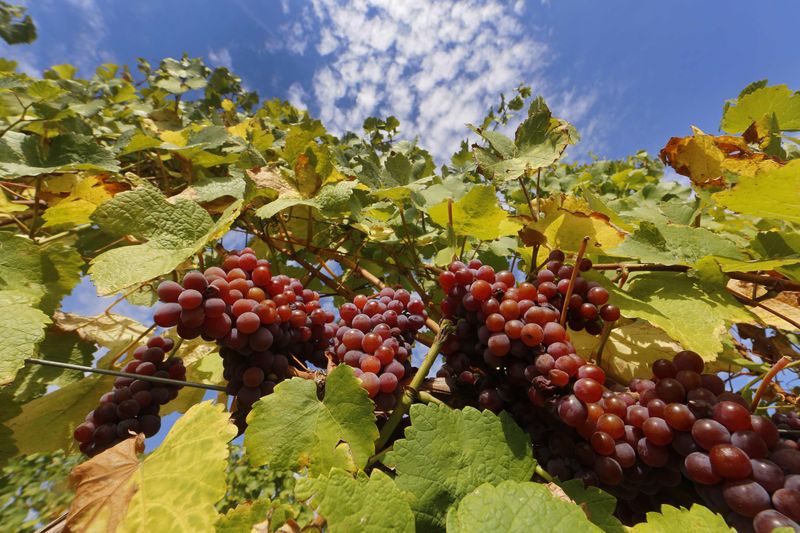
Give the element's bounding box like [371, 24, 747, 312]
[727, 279, 800, 331]
[545, 482, 575, 503]
[247, 166, 296, 197]
[66, 435, 144, 533]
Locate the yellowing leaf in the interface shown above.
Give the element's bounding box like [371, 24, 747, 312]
[713, 159, 800, 223]
[529, 194, 626, 252]
[43, 175, 123, 228]
[659, 127, 781, 188]
[427, 184, 521, 241]
[722, 83, 800, 133]
[120, 402, 235, 533]
[570, 319, 734, 384]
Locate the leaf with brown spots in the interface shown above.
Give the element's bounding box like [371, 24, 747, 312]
[659, 126, 781, 188]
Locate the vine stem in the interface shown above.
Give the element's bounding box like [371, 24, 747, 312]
[559, 236, 589, 327]
[374, 320, 451, 452]
[592, 263, 800, 293]
[749, 356, 792, 412]
[24, 358, 226, 391]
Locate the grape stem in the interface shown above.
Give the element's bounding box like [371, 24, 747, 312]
[559, 236, 590, 327]
[418, 390, 448, 407]
[534, 464, 554, 483]
[595, 320, 615, 367]
[23, 358, 226, 391]
[749, 355, 792, 412]
[373, 320, 452, 453]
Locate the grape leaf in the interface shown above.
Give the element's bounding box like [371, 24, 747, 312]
[473, 97, 577, 180]
[722, 83, 800, 133]
[66, 435, 145, 533]
[170, 175, 246, 204]
[713, 160, 800, 223]
[445, 480, 602, 533]
[569, 319, 734, 383]
[526, 194, 626, 253]
[215, 499, 270, 533]
[427, 184, 521, 241]
[592, 272, 756, 356]
[88, 188, 242, 294]
[54, 311, 149, 354]
[255, 179, 363, 220]
[0, 131, 119, 178]
[611, 221, 745, 265]
[0, 290, 50, 386]
[385, 404, 536, 532]
[559, 479, 625, 533]
[244, 365, 377, 476]
[295, 468, 414, 533]
[630, 504, 733, 532]
[42, 174, 119, 228]
[727, 279, 800, 332]
[120, 401, 236, 533]
[659, 127, 780, 188]
[8, 325, 95, 402]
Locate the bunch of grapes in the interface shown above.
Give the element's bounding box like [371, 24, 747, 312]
[543, 349, 800, 532]
[332, 287, 426, 409]
[435, 254, 613, 416]
[153, 248, 337, 424]
[154, 248, 335, 368]
[532, 249, 620, 335]
[72, 336, 185, 456]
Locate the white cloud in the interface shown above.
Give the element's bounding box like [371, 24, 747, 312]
[65, 0, 115, 72]
[286, 82, 308, 110]
[208, 47, 233, 70]
[263, 0, 603, 161]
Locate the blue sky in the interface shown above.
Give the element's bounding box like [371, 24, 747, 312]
[3, 0, 800, 162]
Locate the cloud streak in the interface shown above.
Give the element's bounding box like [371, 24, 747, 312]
[264, 0, 602, 161]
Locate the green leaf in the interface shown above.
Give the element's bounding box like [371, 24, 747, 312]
[0, 132, 119, 178]
[172, 175, 246, 203]
[385, 404, 536, 532]
[9, 325, 95, 402]
[0, 3, 36, 44]
[295, 469, 414, 533]
[721, 84, 800, 133]
[120, 401, 236, 533]
[473, 97, 577, 180]
[255, 180, 362, 219]
[215, 499, 270, 533]
[593, 272, 755, 356]
[630, 504, 733, 532]
[713, 160, 800, 223]
[611, 221, 745, 265]
[559, 479, 624, 533]
[244, 365, 377, 476]
[445, 480, 602, 533]
[427, 184, 521, 241]
[0, 290, 50, 386]
[88, 188, 242, 294]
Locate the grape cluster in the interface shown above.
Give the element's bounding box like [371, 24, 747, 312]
[435, 254, 612, 415]
[154, 248, 337, 426]
[532, 250, 620, 334]
[542, 350, 800, 532]
[72, 336, 185, 456]
[332, 287, 426, 409]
